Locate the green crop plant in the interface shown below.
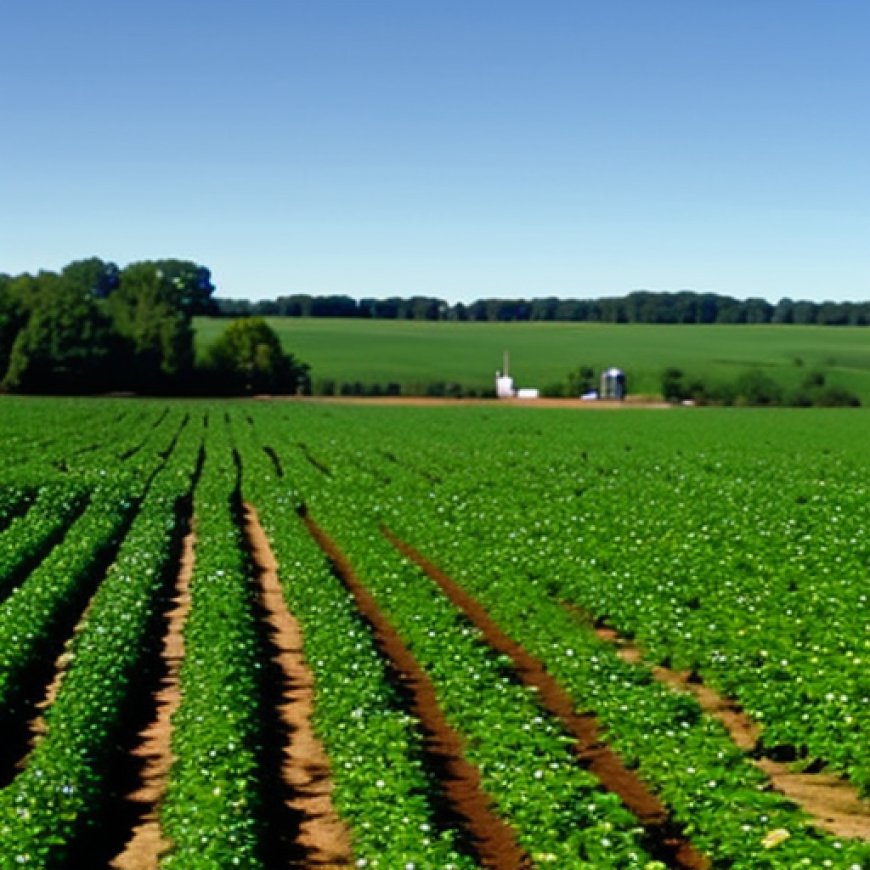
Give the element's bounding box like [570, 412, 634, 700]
[160, 423, 263, 868]
[238, 436, 476, 868]
[0, 423, 201, 867]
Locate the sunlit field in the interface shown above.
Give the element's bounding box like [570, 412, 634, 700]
[196, 318, 870, 401]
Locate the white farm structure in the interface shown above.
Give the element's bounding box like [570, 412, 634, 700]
[600, 367, 627, 400]
[495, 352, 539, 399]
[495, 351, 516, 398]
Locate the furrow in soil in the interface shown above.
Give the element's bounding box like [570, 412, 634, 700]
[108, 526, 195, 870]
[243, 501, 353, 869]
[384, 528, 709, 870]
[581, 608, 870, 841]
[304, 511, 529, 870]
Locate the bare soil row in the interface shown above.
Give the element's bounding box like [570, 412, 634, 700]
[303, 511, 527, 869]
[584, 613, 870, 841]
[106, 505, 353, 869]
[380, 528, 707, 870]
[242, 503, 352, 868]
[14, 491, 867, 868]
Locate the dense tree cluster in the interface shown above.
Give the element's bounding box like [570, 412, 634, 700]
[203, 317, 309, 396]
[216, 290, 870, 326]
[661, 366, 861, 407]
[0, 258, 307, 395]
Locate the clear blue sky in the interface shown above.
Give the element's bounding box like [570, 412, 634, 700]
[2, 1, 867, 303]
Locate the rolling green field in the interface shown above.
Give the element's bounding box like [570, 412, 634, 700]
[195, 317, 870, 401]
[2, 397, 870, 866]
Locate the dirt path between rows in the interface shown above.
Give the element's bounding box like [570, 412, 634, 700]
[303, 510, 528, 869]
[2, 586, 99, 788]
[593, 623, 760, 752]
[383, 529, 708, 870]
[589, 615, 870, 840]
[243, 502, 353, 868]
[22, 597, 96, 757]
[109, 526, 195, 870]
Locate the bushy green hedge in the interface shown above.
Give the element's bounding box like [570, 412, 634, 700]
[662, 366, 861, 406]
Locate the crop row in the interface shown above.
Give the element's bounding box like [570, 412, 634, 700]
[0, 399, 178, 486]
[385, 492, 870, 867]
[0, 413, 189, 722]
[258, 450, 666, 866]
[161, 423, 263, 867]
[2, 399, 869, 868]
[0, 484, 87, 603]
[0, 420, 202, 867]
[246, 404, 870, 867]
[238, 436, 477, 868]
[0, 485, 30, 532]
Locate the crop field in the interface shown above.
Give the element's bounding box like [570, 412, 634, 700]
[1, 397, 870, 868]
[195, 317, 870, 401]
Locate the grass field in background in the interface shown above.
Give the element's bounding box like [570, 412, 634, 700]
[194, 317, 870, 400]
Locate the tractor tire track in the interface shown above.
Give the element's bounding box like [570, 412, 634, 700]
[303, 509, 529, 870]
[242, 501, 353, 869]
[107, 523, 195, 870]
[383, 528, 708, 870]
[583, 612, 870, 840]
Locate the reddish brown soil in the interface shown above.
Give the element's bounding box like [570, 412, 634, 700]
[303, 511, 529, 869]
[754, 762, 870, 840]
[586, 614, 870, 840]
[243, 502, 353, 868]
[382, 529, 708, 870]
[264, 396, 669, 409]
[109, 527, 195, 870]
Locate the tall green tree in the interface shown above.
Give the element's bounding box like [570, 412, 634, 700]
[150, 259, 216, 315]
[61, 257, 120, 298]
[108, 261, 199, 389]
[0, 275, 27, 379]
[2, 272, 117, 393]
[206, 317, 309, 394]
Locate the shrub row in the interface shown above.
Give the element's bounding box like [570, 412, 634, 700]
[313, 379, 495, 398]
[161, 428, 263, 868]
[0, 425, 201, 867]
[662, 367, 861, 406]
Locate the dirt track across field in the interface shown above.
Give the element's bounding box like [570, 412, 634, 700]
[110, 526, 194, 870]
[243, 502, 353, 868]
[303, 509, 528, 870]
[588, 615, 870, 840]
[383, 529, 708, 870]
[260, 395, 670, 409]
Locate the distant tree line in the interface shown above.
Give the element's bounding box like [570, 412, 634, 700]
[0, 258, 308, 395]
[661, 366, 860, 408]
[215, 290, 870, 326]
